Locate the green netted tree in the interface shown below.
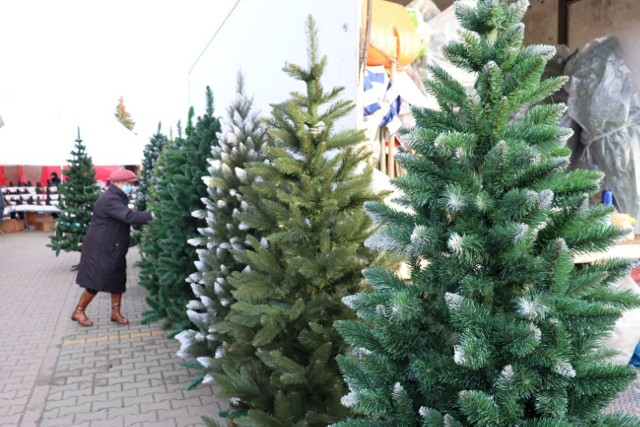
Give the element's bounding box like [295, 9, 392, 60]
[48, 128, 100, 262]
[139, 90, 221, 332]
[333, 1, 640, 426]
[201, 16, 389, 426]
[115, 96, 135, 131]
[176, 73, 268, 387]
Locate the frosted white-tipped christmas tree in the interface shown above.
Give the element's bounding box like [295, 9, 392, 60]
[176, 73, 268, 389]
[334, 1, 640, 426]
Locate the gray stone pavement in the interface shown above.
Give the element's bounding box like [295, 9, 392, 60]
[0, 231, 228, 427]
[1, 230, 640, 427]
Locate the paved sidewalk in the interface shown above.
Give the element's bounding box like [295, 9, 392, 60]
[1, 231, 639, 427]
[0, 231, 228, 427]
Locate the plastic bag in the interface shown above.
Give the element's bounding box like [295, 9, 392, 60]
[566, 36, 640, 232]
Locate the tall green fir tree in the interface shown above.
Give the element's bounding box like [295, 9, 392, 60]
[139, 90, 221, 332]
[138, 134, 175, 328]
[333, 1, 640, 426]
[131, 123, 168, 245]
[136, 122, 168, 213]
[176, 73, 268, 387]
[201, 17, 388, 426]
[48, 128, 101, 259]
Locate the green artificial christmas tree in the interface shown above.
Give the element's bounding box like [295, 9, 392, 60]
[136, 122, 168, 213]
[203, 17, 388, 426]
[48, 128, 100, 261]
[138, 119, 188, 316]
[138, 137, 174, 325]
[139, 90, 221, 332]
[131, 123, 168, 246]
[176, 73, 268, 388]
[334, 1, 640, 426]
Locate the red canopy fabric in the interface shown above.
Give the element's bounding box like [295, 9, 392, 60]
[0, 165, 122, 186]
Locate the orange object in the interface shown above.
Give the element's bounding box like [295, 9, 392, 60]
[366, 0, 423, 68]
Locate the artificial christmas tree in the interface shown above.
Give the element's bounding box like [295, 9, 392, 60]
[131, 123, 168, 246]
[138, 120, 187, 320]
[334, 1, 640, 426]
[176, 73, 268, 388]
[137, 137, 174, 326]
[49, 129, 100, 262]
[196, 17, 388, 426]
[139, 90, 221, 332]
[136, 123, 168, 213]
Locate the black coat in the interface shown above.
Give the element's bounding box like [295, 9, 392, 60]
[76, 185, 152, 293]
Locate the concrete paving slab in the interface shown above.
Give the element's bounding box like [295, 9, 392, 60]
[0, 231, 228, 426]
[2, 230, 639, 426]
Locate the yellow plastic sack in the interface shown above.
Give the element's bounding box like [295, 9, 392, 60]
[366, 0, 423, 68]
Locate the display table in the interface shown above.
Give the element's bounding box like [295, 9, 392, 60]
[11, 205, 60, 213]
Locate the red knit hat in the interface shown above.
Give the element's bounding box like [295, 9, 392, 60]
[109, 169, 137, 183]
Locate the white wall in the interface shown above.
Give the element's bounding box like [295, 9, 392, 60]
[188, 0, 362, 129]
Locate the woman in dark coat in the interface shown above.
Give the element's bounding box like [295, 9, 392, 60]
[71, 169, 153, 327]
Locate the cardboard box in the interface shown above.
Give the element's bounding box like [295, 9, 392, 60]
[25, 211, 37, 226]
[34, 218, 56, 232]
[0, 218, 25, 233]
[26, 211, 52, 226]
